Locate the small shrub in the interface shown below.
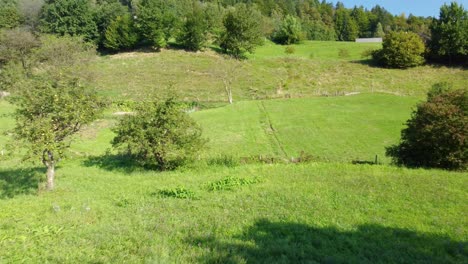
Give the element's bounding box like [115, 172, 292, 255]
[361, 48, 376, 59]
[208, 155, 239, 167]
[156, 187, 196, 199]
[207, 176, 261, 191]
[386, 84, 467, 170]
[112, 98, 207, 170]
[372, 31, 425, 68]
[338, 48, 350, 58]
[285, 46, 296, 54]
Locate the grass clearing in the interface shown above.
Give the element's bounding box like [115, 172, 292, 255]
[0, 162, 466, 262]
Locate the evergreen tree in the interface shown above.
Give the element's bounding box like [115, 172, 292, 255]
[374, 22, 385, 38]
[334, 7, 359, 41]
[104, 15, 138, 51]
[39, 0, 98, 42]
[429, 2, 468, 64]
[220, 4, 264, 58]
[177, 4, 208, 51]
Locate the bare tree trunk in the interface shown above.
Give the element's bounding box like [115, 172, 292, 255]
[46, 164, 55, 191]
[223, 79, 233, 104]
[43, 150, 56, 191]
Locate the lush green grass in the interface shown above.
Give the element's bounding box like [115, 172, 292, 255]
[92, 41, 467, 101]
[194, 94, 419, 163]
[248, 40, 381, 60]
[1, 41, 467, 263]
[0, 161, 466, 263]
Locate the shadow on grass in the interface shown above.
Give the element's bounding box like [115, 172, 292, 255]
[350, 59, 383, 68]
[82, 154, 141, 173]
[190, 219, 467, 263]
[0, 167, 42, 199]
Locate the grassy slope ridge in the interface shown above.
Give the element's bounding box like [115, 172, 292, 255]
[93, 41, 467, 101]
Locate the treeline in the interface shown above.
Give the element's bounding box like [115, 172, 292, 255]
[0, 0, 466, 62]
[0, 0, 431, 45]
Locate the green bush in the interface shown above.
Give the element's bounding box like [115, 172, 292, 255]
[372, 31, 425, 68]
[219, 4, 264, 58]
[112, 98, 207, 170]
[177, 5, 208, 51]
[104, 15, 138, 51]
[271, 15, 303, 45]
[386, 84, 467, 170]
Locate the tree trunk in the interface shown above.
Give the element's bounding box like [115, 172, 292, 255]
[46, 163, 55, 191]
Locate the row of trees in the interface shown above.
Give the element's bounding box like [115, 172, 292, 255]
[0, 0, 437, 54]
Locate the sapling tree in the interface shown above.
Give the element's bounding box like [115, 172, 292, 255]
[13, 77, 103, 190]
[11, 35, 102, 191]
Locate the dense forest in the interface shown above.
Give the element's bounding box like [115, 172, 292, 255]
[0, 0, 466, 62]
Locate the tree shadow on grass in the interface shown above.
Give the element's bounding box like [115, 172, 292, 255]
[350, 59, 383, 68]
[82, 154, 141, 173]
[0, 167, 42, 199]
[190, 219, 467, 263]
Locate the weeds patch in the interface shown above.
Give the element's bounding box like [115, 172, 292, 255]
[206, 176, 262, 191]
[155, 187, 197, 199]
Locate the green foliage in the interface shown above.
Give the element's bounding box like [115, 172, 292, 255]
[156, 187, 196, 199]
[0, 2, 21, 29]
[271, 15, 303, 45]
[94, 0, 130, 47]
[334, 8, 359, 41]
[374, 22, 385, 38]
[284, 45, 295, 54]
[177, 5, 208, 51]
[302, 20, 336, 41]
[206, 176, 261, 191]
[0, 28, 40, 71]
[220, 4, 264, 58]
[386, 85, 467, 170]
[372, 31, 425, 68]
[135, 0, 179, 50]
[13, 76, 103, 165]
[39, 0, 98, 42]
[112, 98, 206, 170]
[104, 15, 138, 51]
[429, 2, 468, 65]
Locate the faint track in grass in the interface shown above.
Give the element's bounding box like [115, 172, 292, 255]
[258, 101, 288, 159]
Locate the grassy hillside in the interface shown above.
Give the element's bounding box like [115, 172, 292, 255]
[0, 41, 467, 263]
[92, 41, 467, 101]
[194, 94, 419, 163]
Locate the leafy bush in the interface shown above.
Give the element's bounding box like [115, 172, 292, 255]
[112, 98, 206, 170]
[219, 4, 264, 58]
[207, 176, 261, 191]
[386, 84, 467, 170]
[271, 15, 303, 45]
[372, 31, 425, 68]
[104, 15, 138, 51]
[284, 46, 296, 54]
[208, 155, 239, 167]
[156, 187, 196, 199]
[177, 5, 208, 51]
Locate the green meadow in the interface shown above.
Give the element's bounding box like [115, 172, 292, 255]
[0, 41, 467, 263]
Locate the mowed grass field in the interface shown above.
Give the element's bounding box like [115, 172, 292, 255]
[0, 41, 467, 263]
[92, 41, 467, 101]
